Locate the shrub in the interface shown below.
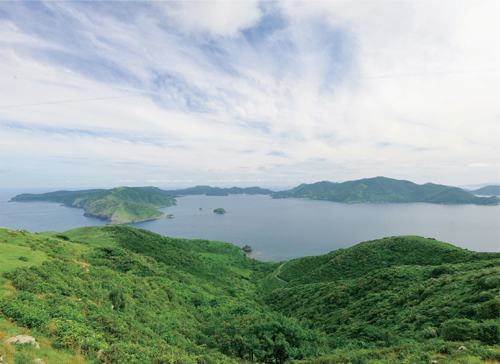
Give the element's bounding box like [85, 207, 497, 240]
[476, 319, 500, 345]
[422, 326, 438, 339]
[441, 318, 477, 342]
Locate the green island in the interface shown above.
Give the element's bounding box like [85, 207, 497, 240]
[242, 245, 253, 252]
[10, 186, 176, 225]
[0, 227, 498, 363]
[272, 176, 500, 205]
[213, 208, 226, 214]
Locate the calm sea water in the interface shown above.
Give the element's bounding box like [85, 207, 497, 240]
[1, 189, 498, 261]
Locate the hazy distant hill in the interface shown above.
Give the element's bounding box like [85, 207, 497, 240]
[10, 186, 176, 224]
[272, 176, 499, 205]
[169, 185, 274, 196]
[469, 185, 500, 196]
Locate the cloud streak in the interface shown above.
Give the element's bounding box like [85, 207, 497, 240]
[0, 0, 498, 188]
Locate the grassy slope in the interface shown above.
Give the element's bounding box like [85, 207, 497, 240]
[268, 259, 500, 338]
[0, 227, 498, 363]
[278, 236, 498, 285]
[0, 226, 281, 363]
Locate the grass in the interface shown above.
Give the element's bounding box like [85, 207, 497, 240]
[0, 244, 48, 276]
[54, 226, 118, 248]
[0, 316, 94, 364]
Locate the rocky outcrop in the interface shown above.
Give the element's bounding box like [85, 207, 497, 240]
[2, 335, 40, 349]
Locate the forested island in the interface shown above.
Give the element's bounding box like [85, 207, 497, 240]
[0, 226, 498, 363]
[272, 176, 500, 205]
[10, 186, 176, 225]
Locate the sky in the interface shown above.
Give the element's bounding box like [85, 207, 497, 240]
[0, 0, 499, 189]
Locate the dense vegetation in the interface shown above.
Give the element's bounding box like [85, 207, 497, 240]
[272, 177, 500, 205]
[0, 227, 498, 363]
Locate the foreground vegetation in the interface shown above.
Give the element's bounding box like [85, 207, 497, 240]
[0, 227, 498, 363]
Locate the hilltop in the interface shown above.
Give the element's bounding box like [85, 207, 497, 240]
[468, 185, 500, 196]
[10, 186, 176, 224]
[272, 176, 500, 205]
[277, 236, 498, 285]
[0, 226, 498, 363]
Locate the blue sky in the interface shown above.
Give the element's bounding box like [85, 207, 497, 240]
[0, 0, 498, 189]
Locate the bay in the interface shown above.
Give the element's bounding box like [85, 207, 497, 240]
[0, 189, 498, 261]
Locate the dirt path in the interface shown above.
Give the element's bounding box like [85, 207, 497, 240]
[275, 264, 288, 283]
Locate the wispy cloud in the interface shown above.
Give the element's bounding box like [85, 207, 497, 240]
[0, 1, 498, 188]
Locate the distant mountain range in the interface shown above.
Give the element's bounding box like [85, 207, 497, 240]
[10, 177, 499, 224]
[168, 185, 274, 196]
[467, 185, 500, 196]
[272, 176, 500, 205]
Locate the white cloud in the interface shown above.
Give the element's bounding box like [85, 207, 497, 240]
[0, 1, 498, 187]
[160, 1, 262, 37]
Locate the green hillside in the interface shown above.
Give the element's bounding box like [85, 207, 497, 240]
[0, 227, 498, 363]
[170, 185, 274, 196]
[10, 186, 176, 224]
[272, 177, 500, 205]
[470, 185, 500, 196]
[278, 236, 498, 285]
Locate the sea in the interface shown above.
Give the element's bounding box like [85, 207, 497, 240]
[0, 188, 498, 261]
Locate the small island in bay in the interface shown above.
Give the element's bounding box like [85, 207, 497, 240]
[242, 245, 252, 252]
[165, 214, 174, 218]
[213, 208, 226, 214]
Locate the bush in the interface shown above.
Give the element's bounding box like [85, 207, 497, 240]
[422, 326, 438, 339]
[476, 319, 500, 345]
[441, 318, 477, 342]
[430, 265, 453, 277]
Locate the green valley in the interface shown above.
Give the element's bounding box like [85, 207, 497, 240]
[0, 227, 498, 363]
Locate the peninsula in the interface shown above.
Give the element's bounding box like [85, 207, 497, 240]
[10, 186, 176, 225]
